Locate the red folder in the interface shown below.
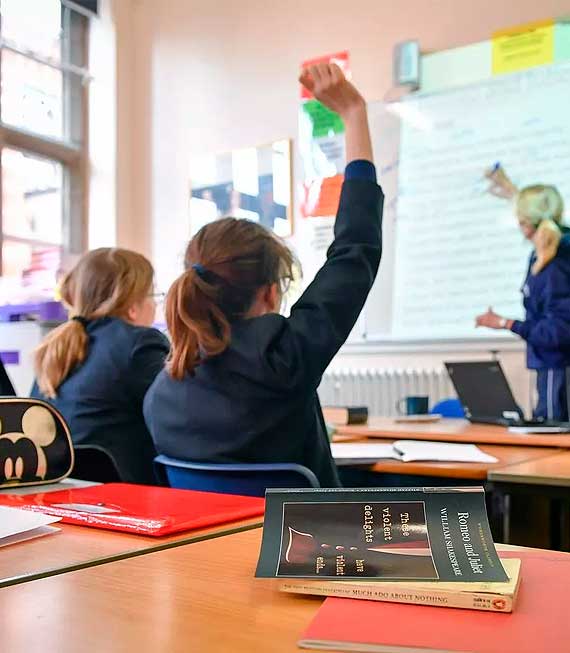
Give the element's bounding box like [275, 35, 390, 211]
[299, 548, 570, 653]
[0, 483, 264, 536]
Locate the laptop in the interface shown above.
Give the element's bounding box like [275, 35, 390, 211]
[444, 361, 570, 431]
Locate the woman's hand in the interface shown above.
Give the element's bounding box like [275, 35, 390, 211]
[299, 63, 365, 119]
[484, 166, 518, 200]
[475, 307, 512, 330]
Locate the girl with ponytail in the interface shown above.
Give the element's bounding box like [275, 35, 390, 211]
[32, 248, 169, 483]
[144, 64, 384, 487]
[477, 169, 570, 420]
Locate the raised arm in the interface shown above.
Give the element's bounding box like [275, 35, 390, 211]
[264, 64, 383, 390]
[484, 164, 518, 200]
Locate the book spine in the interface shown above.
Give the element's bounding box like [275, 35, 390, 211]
[280, 583, 513, 613]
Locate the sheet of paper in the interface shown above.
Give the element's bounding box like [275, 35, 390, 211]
[331, 441, 498, 464]
[330, 442, 399, 463]
[492, 19, 554, 75]
[393, 440, 498, 463]
[0, 524, 60, 549]
[0, 505, 61, 540]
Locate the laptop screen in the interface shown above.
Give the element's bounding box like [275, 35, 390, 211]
[444, 361, 522, 422]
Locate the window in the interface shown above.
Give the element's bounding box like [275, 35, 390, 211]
[0, 0, 90, 295]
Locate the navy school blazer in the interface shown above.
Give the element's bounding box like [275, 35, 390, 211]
[511, 234, 570, 369]
[32, 317, 170, 483]
[144, 169, 384, 487]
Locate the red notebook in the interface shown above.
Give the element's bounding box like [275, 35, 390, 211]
[0, 483, 264, 536]
[299, 548, 570, 653]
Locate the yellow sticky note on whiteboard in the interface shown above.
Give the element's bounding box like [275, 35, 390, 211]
[492, 19, 554, 74]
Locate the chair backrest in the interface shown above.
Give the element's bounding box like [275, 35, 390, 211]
[154, 455, 320, 497]
[430, 398, 465, 418]
[0, 359, 16, 397]
[72, 445, 122, 483]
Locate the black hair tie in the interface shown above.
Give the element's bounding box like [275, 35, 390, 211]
[71, 316, 89, 328]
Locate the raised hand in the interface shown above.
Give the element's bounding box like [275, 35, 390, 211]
[484, 165, 518, 200]
[299, 63, 365, 120]
[299, 63, 372, 164]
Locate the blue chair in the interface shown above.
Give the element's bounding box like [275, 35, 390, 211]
[430, 398, 466, 418]
[154, 455, 320, 497]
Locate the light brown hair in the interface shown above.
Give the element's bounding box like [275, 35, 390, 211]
[166, 218, 295, 379]
[35, 248, 155, 398]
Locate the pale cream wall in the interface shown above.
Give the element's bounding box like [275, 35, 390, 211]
[110, 0, 570, 412]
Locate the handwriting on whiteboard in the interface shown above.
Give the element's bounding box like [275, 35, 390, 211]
[392, 63, 570, 340]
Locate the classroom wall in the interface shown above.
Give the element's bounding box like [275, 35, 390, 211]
[109, 0, 570, 412]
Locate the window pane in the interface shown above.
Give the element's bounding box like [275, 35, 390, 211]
[0, 49, 65, 140]
[2, 239, 61, 292]
[2, 149, 64, 245]
[0, 0, 62, 62]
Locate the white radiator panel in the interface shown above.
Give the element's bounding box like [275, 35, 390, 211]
[318, 368, 455, 417]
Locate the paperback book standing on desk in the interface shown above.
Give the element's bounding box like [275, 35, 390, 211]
[256, 487, 507, 582]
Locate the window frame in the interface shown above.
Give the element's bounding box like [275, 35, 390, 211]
[0, 0, 90, 277]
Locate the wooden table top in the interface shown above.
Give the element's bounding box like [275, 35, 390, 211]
[336, 418, 570, 448]
[0, 517, 263, 589]
[0, 529, 316, 653]
[0, 529, 566, 653]
[488, 450, 570, 487]
[363, 442, 559, 480]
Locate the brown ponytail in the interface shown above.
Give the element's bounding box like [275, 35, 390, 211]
[166, 218, 295, 379]
[35, 248, 155, 398]
[34, 321, 89, 399]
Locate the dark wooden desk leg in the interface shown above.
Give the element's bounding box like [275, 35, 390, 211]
[502, 493, 511, 545]
[550, 499, 562, 551]
[561, 501, 570, 552]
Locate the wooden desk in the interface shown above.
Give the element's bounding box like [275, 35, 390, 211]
[336, 418, 570, 448]
[0, 517, 262, 589]
[489, 451, 570, 487]
[363, 443, 558, 480]
[0, 529, 566, 653]
[488, 451, 570, 550]
[0, 529, 314, 653]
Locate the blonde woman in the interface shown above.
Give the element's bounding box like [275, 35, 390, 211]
[476, 168, 570, 420]
[32, 248, 169, 483]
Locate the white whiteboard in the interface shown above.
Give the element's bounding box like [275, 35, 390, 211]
[363, 61, 570, 342]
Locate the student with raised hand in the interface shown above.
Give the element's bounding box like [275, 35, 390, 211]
[144, 64, 383, 487]
[32, 248, 169, 484]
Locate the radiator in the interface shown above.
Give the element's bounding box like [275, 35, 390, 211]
[318, 368, 455, 417]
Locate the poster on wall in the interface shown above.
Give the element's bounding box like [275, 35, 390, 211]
[297, 51, 350, 270]
[492, 19, 555, 74]
[491, 18, 570, 74]
[189, 139, 293, 238]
